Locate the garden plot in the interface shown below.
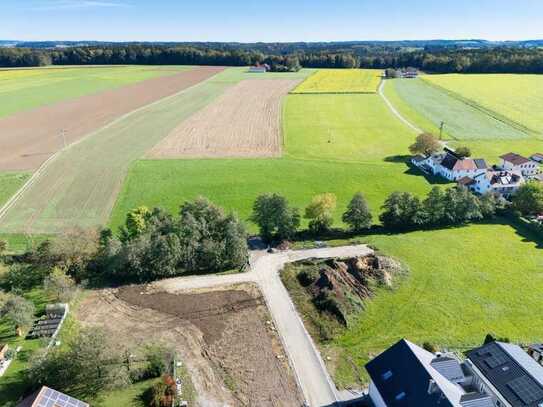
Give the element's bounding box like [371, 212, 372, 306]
[148, 79, 299, 159]
[0, 67, 221, 171]
[77, 284, 302, 406]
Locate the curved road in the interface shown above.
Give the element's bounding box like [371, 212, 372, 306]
[152, 244, 373, 407]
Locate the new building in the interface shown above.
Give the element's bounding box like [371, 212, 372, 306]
[415, 148, 488, 182]
[459, 170, 525, 197]
[500, 153, 539, 178]
[365, 339, 543, 407]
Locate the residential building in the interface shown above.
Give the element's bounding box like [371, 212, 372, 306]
[415, 148, 488, 182]
[500, 153, 539, 178]
[459, 170, 525, 197]
[17, 386, 89, 407]
[528, 345, 543, 366]
[530, 154, 543, 164]
[365, 338, 543, 407]
[248, 63, 270, 73]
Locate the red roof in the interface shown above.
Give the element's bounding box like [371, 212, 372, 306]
[500, 152, 530, 166]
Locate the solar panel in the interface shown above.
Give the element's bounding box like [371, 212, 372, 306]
[484, 351, 509, 368]
[507, 376, 543, 404]
[35, 387, 89, 407]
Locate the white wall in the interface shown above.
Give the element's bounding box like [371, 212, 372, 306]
[369, 381, 388, 407]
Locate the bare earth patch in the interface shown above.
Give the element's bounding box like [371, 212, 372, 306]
[77, 284, 302, 407]
[0, 67, 223, 171]
[147, 79, 300, 159]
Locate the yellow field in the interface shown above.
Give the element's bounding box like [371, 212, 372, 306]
[291, 69, 382, 94]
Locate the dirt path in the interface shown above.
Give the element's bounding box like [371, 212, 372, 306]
[152, 244, 373, 407]
[0, 66, 223, 171]
[378, 80, 423, 134]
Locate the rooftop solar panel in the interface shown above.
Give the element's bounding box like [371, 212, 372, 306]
[35, 387, 89, 407]
[507, 376, 543, 405]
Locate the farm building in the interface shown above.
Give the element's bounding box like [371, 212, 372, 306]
[366, 338, 543, 407]
[500, 152, 540, 178]
[248, 63, 270, 73]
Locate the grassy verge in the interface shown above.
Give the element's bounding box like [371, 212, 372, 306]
[0, 172, 30, 207]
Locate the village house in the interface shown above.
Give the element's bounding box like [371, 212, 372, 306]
[500, 153, 540, 178]
[458, 170, 525, 197]
[365, 338, 543, 407]
[530, 154, 543, 164]
[413, 147, 488, 182]
[248, 63, 270, 73]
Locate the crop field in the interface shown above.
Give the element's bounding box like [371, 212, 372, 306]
[0, 172, 29, 207]
[0, 68, 314, 234]
[148, 79, 300, 159]
[325, 222, 543, 387]
[0, 65, 190, 119]
[422, 74, 543, 134]
[291, 69, 382, 94]
[387, 78, 530, 140]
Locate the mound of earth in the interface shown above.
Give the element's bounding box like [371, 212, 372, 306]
[296, 254, 405, 327]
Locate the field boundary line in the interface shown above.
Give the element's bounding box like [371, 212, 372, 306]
[0, 68, 224, 228]
[378, 80, 423, 134]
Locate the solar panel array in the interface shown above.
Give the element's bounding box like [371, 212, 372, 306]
[35, 387, 88, 407]
[507, 376, 543, 405]
[484, 351, 509, 369]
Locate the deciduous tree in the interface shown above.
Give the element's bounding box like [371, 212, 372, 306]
[409, 133, 441, 156]
[305, 193, 337, 235]
[342, 192, 372, 232]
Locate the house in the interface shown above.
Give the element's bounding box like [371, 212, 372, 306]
[416, 148, 488, 182]
[17, 386, 89, 407]
[465, 341, 543, 407]
[528, 344, 543, 366]
[500, 153, 539, 178]
[530, 154, 543, 164]
[365, 339, 493, 407]
[248, 63, 270, 73]
[461, 170, 525, 197]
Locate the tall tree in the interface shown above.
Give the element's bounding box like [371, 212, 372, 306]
[342, 192, 372, 232]
[44, 267, 77, 303]
[250, 194, 300, 242]
[512, 182, 543, 216]
[379, 192, 426, 230]
[2, 295, 35, 336]
[304, 193, 337, 234]
[409, 133, 441, 156]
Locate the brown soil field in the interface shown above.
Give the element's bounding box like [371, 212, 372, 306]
[0, 66, 223, 171]
[77, 284, 303, 406]
[147, 79, 300, 159]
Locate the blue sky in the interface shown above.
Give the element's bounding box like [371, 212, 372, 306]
[2, 0, 543, 42]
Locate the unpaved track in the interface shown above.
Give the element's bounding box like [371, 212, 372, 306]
[378, 80, 422, 134]
[148, 79, 299, 159]
[0, 66, 223, 171]
[152, 244, 373, 407]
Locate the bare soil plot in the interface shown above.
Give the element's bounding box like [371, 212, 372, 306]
[77, 284, 302, 407]
[147, 79, 300, 159]
[0, 66, 223, 171]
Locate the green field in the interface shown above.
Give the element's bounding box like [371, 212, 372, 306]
[325, 222, 543, 387]
[0, 68, 313, 235]
[0, 66, 191, 118]
[423, 74, 543, 134]
[387, 78, 530, 140]
[291, 69, 382, 94]
[0, 172, 29, 207]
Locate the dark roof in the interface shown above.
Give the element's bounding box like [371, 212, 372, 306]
[474, 159, 488, 170]
[501, 153, 531, 166]
[458, 176, 475, 186]
[412, 155, 427, 162]
[365, 339, 460, 406]
[466, 341, 543, 407]
[440, 153, 459, 170]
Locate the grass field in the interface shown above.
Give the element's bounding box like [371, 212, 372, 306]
[0, 68, 314, 235]
[422, 74, 543, 134]
[0, 66, 191, 119]
[0, 172, 29, 207]
[291, 69, 382, 94]
[288, 221, 543, 388]
[387, 78, 530, 140]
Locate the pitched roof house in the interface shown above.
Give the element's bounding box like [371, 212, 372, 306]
[419, 148, 488, 182]
[461, 170, 525, 196]
[17, 386, 89, 407]
[500, 153, 539, 177]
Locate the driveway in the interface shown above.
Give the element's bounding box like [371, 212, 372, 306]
[152, 244, 373, 407]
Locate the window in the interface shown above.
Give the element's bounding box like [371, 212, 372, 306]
[396, 392, 406, 401]
[382, 370, 393, 380]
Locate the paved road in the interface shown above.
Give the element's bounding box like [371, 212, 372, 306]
[152, 244, 373, 407]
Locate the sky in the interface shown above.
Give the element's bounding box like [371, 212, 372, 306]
[2, 0, 543, 42]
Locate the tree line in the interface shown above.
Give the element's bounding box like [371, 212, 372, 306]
[2, 44, 543, 73]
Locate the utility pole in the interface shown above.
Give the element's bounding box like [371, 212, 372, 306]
[439, 121, 445, 140]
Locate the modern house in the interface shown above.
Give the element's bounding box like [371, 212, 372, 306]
[17, 386, 89, 407]
[414, 148, 488, 182]
[365, 338, 543, 407]
[500, 153, 539, 178]
[459, 170, 525, 197]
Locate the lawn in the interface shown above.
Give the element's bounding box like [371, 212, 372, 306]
[386, 78, 530, 140]
[287, 221, 543, 388]
[0, 65, 191, 118]
[291, 69, 382, 94]
[422, 73, 543, 134]
[0, 172, 29, 207]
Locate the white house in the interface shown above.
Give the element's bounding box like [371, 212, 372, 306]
[500, 152, 539, 177]
[415, 148, 488, 182]
[459, 170, 525, 197]
[248, 63, 270, 73]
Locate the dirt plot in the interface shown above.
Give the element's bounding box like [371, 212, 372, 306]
[0, 66, 223, 171]
[147, 79, 299, 159]
[78, 284, 303, 406]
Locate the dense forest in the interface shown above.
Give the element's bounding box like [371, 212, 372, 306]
[1, 42, 543, 73]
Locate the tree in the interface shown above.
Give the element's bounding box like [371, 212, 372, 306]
[512, 182, 543, 216]
[44, 267, 77, 303]
[304, 193, 337, 235]
[342, 192, 372, 232]
[0, 239, 7, 256]
[2, 295, 35, 335]
[52, 228, 99, 279]
[422, 187, 446, 225]
[379, 192, 426, 230]
[409, 133, 441, 156]
[250, 194, 300, 242]
[479, 192, 507, 218]
[454, 146, 471, 158]
[442, 186, 482, 224]
[123, 206, 152, 241]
